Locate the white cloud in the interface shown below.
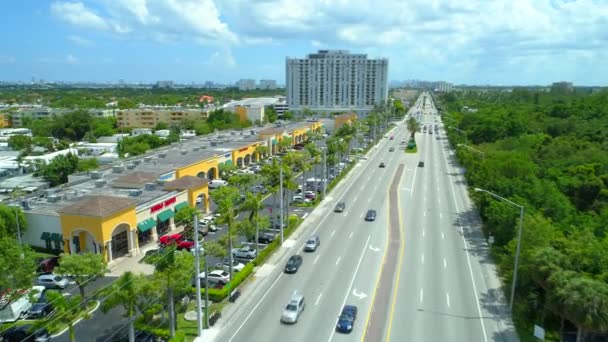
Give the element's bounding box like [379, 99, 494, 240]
[51, 2, 108, 30]
[205, 48, 236, 69]
[68, 35, 94, 46]
[66, 54, 79, 64]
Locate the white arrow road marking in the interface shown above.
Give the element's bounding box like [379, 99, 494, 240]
[421, 253, 425, 264]
[441, 232, 445, 240]
[348, 231, 354, 239]
[368, 245, 381, 252]
[420, 288, 424, 303]
[352, 289, 367, 299]
[315, 293, 323, 306]
[331, 230, 336, 237]
[443, 258, 447, 269]
[313, 255, 320, 265]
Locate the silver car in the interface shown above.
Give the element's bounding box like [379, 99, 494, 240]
[281, 293, 305, 324]
[36, 274, 69, 289]
[304, 235, 320, 252]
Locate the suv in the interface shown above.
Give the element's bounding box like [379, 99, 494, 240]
[304, 235, 320, 252]
[281, 293, 305, 324]
[252, 232, 275, 244]
[233, 246, 257, 259]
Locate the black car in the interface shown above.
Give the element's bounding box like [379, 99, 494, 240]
[379, 162, 386, 168]
[254, 232, 275, 244]
[389, 147, 395, 152]
[365, 210, 377, 221]
[25, 301, 53, 318]
[336, 305, 358, 333]
[418, 161, 425, 167]
[284, 255, 303, 273]
[1, 325, 51, 342]
[334, 202, 346, 213]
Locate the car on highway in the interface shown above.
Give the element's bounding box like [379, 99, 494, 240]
[379, 162, 386, 168]
[284, 255, 303, 273]
[217, 259, 245, 273]
[334, 202, 345, 213]
[336, 305, 358, 333]
[418, 161, 425, 167]
[304, 235, 320, 252]
[389, 147, 395, 152]
[233, 246, 257, 259]
[281, 293, 305, 324]
[365, 210, 377, 221]
[36, 274, 69, 290]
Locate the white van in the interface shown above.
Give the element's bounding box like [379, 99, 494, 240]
[0, 286, 45, 323]
[208, 179, 228, 189]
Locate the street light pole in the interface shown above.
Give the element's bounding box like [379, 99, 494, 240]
[474, 188, 524, 312]
[322, 147, 327, 201]
[193, 217, 203, 336]
[279, 161, 284, 245]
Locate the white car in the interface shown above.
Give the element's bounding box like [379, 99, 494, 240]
[217, 259, 245, 273]
[203, 270, 231, 284]
[281, 293, 305, 324]
[233, 246, 257, 259]
[208, 179, 228, 189]
[36, 274, 70, 289]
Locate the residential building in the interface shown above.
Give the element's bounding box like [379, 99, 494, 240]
[115, 108, 209, 128]
[237, 79, 256, 91]
[274, 97, 289, 115]
[155, 81, 174, 88]
[259, 79, 277, 90]
[0, 114, 10, 128]
[434, 81, 453, 93]
[286, 50, 389, 117]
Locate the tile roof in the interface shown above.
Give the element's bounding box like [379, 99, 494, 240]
[57, 195, 136, 217]
[164, 176, 208, 190]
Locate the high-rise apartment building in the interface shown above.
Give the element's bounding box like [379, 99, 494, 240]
[286, 50, 389, 116]
[434, 81, 453, 93]
[259, 79, 277, 90]
[237, 79, 256, 90]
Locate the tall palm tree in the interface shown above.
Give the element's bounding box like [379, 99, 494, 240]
[254, 145, 269, 162]
[241, 192, 266, 256]
[101, 272, 140, 342]
[210, 186, 241, 280]
[407, 116, 421, 140]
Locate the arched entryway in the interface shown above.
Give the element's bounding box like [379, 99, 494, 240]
[110, 223, 131, 259]
[236, 157, 244, 168]
[207, 167, 217, 180]
[244, 155, 251, 165]
[70, 229, 100, 255]
[252, 153, 258, 163]
[197, 171, 206, 179]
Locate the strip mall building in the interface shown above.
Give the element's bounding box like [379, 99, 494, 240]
[19, 121, 322, 264]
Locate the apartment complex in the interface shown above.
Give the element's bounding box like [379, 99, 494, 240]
[286, 50, 389, 116]
[115, 108, 209, 128]
[237, 79, 256, 91]
[434, 81, 453, 93]
[259, 79, 277, 90]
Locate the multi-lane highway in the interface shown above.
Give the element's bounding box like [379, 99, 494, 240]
[211, 92, 519, 342]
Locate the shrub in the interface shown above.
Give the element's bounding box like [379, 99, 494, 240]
[253, 239, 279, 266]
[169, 331, 186, 342]
[201, 263, 254, 302]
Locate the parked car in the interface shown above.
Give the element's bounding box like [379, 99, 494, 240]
[25, 300, 52, 319]
[217, 259, 245, 273]
[304, 235, 320, 252]
[233, 246, 257, 259]
[208, 179, 228, 189]
[36, 274, 69, 290]
[334, 202, 345, 213]
[304, 191, 316, 200]
[281, 293, 305, 324]
[0, 324, 51, 342]
[205, 270, 230, 284]
[0, 286, 45, 323]
[284, 255, 303, 273]
[36, 256, 59, 274]
[251, 232, 275, 244]
[336, 305, 358, 333]
[365, 210, 377, 221]
[159, 233, 183, 246]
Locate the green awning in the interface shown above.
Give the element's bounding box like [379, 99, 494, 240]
[157, 209, 174, 222]
[41, 232, 50, 240]
[174, 202, 188, 212]
[137, 218, 156, 233]
[50, 233, 63, 242]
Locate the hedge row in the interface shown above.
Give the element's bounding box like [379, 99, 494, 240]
[201, 262, 254, 302]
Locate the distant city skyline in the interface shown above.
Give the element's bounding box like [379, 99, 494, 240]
[1, 1, 606, 86]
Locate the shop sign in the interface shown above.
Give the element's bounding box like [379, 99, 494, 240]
[150, 196, 177, 213]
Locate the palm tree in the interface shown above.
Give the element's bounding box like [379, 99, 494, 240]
[241, 192, 267, 256]
[304, 143, 321, 193]
[255, 145, 269, 162]
[46, 291, 89, 342]
[101, 272, 140, 342]
[210, 186, 241, 280]
[407, 116, 421, 140]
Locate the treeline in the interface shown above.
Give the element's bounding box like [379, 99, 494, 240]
[439, 88, 608, 341]
[0, 87, 284, 109]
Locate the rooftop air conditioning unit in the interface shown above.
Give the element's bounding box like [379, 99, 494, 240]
[210, 142, 217, 147]
[144, 157, 152, 162]
[47, 195, 61, 203]
[192, 147, 200, 152]
[144, 183, 156, 191]
[158, 152, 166, 158]
[129, 189, 143, 197]
[90, 171, 102, 179]
[133, 160, 141, 165]
[112, 165, 125, 173]
[95, 180, 107, 188]
[126, 162, 136, 169]
[181, 149, 187, 155]
[44, 189, 57, 197]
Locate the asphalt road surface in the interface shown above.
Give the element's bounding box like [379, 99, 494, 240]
[214, 120, 410, 342]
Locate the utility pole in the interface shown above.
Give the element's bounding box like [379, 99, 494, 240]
[322, 147, 327, 200]
[15, 208, 24, 259]
[279, 161, 284, 245]
[193, 217, 203, 336]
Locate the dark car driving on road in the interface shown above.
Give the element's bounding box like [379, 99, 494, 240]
[336, 305, 358, 333]
[284, 255, 303, 273]
[334, 202, 345, 213]
[365, 210, 377, 221]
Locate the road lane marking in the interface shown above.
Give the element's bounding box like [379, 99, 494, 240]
[423, 211, 426, 217]
[424, 196, 426, 202]
[336, 257, 341, 265]
[348, 231, 354, 239]
[331, 230, 336, 237]
[359, 213, 364, 218]
[438, 198, 441, 204]
[343, 211, 348, 216]
[354, 196, 359, 202]
[422, 229, 425, 237]
[439, 213, 442, 219]
[328, 236, 371, 342]
[446, 292, 451, 307]
[420, 288, 424, 303]
[443, 258, 447, 269]
[313, 255, 320, 265]
[368, 197, 372, 203]
[315, 293, 323, 306]
[441, 232, 445, 240]
[360, 185, 365, 191]
[421, 253, 424, 264]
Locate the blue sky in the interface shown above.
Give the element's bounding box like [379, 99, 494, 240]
[1, 0, 607, 86]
